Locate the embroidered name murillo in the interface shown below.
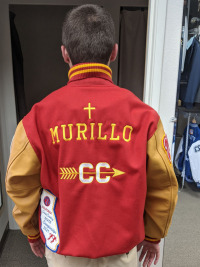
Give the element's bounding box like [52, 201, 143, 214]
[49, 114, 133, 144]
[6, 63, 178, 258]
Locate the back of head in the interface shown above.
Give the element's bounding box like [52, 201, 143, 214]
[62, 4, 115, 65]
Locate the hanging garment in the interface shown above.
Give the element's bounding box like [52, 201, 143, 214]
[181, 16, 188, 72]
[118, 9, 148, 100]
[9, 11, 27, 122]
[180, 38, 200, 108]
[188, 140, 200, 185]
[175, 123, 200, 185]
[176, 43, 183, 105]
[194, 85, 200, 105]
[186, 36, 195, 50]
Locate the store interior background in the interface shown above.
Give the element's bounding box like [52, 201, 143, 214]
[2, 0, 200, 266]
[164, 0, 200, 266]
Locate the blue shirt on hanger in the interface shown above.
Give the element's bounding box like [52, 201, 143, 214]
[176, 123, 200, 183]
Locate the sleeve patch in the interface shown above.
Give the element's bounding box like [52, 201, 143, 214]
[162, 134, 172, 164]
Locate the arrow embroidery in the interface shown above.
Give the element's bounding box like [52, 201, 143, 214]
[59, 167, 125, 180]
[60, 167, 79, 180]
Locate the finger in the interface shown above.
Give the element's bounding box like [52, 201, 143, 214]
[139, 247, 148, 262]
[32, 244, 44, 258]
[31, 249, 38, 257]
[37, 244, 45, 258]
[154, 250, 160, 265]
[32, 246, 41, 257]
[147, 252, 155, 267]
[39, 244, 45, 257]
[143, 251, 151, 267]
[35, 245, 43, 258]
[35, 240, 44, 258]
[39, 240, 45, 251]
[137, 244, 142, 252]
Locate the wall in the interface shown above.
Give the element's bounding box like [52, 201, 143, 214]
[0, 2, 18, 239]
[0, 133, 8, 242]
[144, 0, 184, 147]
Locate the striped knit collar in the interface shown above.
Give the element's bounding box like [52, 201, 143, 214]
[68, 63, 112, 82]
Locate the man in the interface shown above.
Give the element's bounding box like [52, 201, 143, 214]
[6, 4, 178, 267]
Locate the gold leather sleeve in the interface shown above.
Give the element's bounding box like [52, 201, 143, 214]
[5, 121, 42, 237]
[144, 119, 178, 241]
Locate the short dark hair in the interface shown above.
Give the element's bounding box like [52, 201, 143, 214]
[62, 4, 115, 65]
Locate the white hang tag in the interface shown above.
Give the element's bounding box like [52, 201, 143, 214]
[40, 189, 60, 252]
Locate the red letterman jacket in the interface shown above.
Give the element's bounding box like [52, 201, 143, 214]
[6, 63, 178, 258]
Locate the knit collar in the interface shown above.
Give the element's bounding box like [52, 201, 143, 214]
[68, 63, 112, 82]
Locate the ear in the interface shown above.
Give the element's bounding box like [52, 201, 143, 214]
[61, 45, 71, 64]
[109, 43, 118, 62]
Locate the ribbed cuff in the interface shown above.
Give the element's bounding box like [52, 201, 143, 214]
[27, 233, 41, 243]
[145, 236, 160, 244]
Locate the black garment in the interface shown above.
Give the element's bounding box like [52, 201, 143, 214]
[9, 11, 27, 122]
[118, 9, 148, 101]
[180, 37, 200, 109]
[176, 43, 183, 104]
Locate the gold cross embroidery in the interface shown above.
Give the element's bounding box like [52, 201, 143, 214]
[84, 103, 96, 119]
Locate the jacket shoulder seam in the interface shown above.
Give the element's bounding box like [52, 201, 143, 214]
[6, 140, 29, 178]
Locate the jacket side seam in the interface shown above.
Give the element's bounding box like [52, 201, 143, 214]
[154, 132, 174, 236]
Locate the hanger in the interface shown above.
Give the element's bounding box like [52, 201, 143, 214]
[191, 17, 200, 24]
[192, 117, 197, 123]
[188, 26, 200, 35]
[188, 26, 200, 43]
[191, 113, 198, 124]
[189, 17, 200, 35]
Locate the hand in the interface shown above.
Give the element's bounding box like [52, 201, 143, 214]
[137, 240, 160, 267]
[29, 238, 45, 258]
